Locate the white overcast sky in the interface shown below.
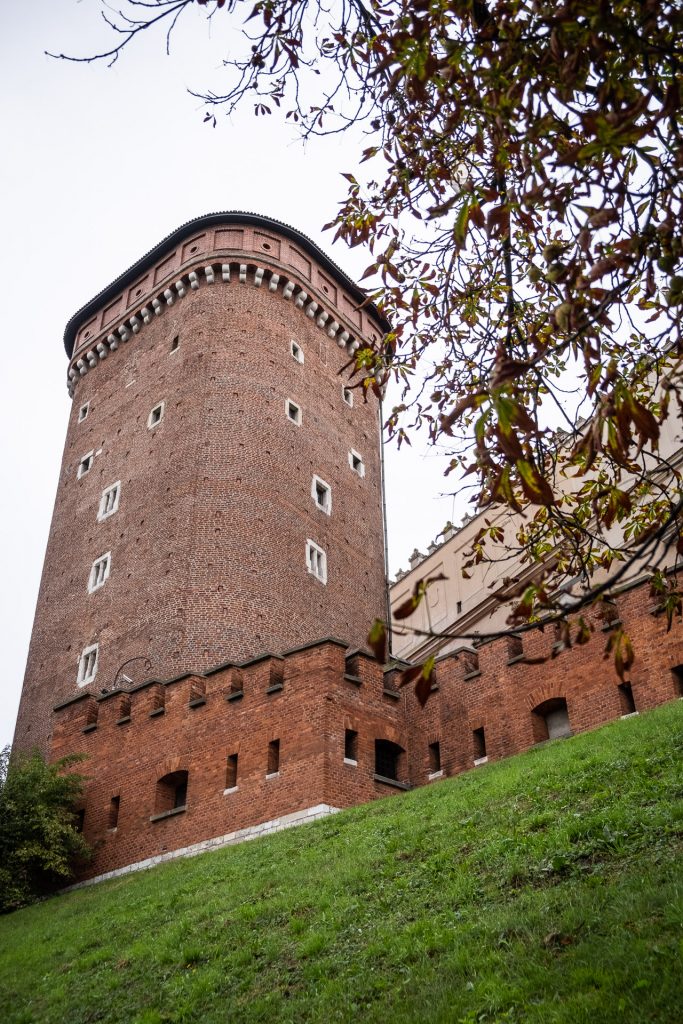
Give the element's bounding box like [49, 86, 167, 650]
[0, 1, 467, 748]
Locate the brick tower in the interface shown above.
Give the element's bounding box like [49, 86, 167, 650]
[14, 213, 389, 757]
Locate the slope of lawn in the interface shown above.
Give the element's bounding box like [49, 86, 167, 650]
[0, 701, 681, 1024]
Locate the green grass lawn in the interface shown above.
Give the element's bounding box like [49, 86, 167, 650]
[1, 702, 681, 1024]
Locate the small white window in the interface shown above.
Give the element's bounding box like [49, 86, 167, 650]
[342, 386, 353, 408]
[78, 402, 90, 423]
[77, 643, 99, 687]
[148, 402, 165, 429]
[349, 450, 365, 477]
[98, 481, 121, 521]
[77, 451, 94, 479]
[88, 552, 111, 593]
[306, 540, 327, 584]
[290, 340, 304, 364]
[311, 475, 332, 515]
[286, 399, 302, 425]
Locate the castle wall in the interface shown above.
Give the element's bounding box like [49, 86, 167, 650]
[50, 579, 682, 884]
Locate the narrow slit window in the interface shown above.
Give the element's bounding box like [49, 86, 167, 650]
[344, 729, 358, 763]
[306, 540, 327, 584]
[108, 795, 120, 830]
[267, 739, 280, 776]
[342, 386, 354, 408]
[77, 643, 99, 687]
[286, 399, 302, 425]
[429, 741, 441, 774]
[170, 335, 180, 352]
[290, 340, 304, 364]
[148, 402, 165, 429]
[77, 451, 94, 478]
[618, 682, 637, 716]
[311, 476, 332, 514]
[473, 727, 487, 763]
[225, 754, 238, 790]
[78, 402, 90, 423]
[88, 552, 111, 593]
[98, 481, 121, 521]
[348, 450, 365, 477]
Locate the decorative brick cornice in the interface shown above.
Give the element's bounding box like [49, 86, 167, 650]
[66, 257, 376, 397]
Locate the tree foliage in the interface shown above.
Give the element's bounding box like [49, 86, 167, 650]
[0, 747, 89, 913]
[56, 1, 683, 661]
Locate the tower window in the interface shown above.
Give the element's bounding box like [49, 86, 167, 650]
[77, 643, 99, 687]
[148, 402, 165, 429]
[170, 336, 180, 352]
[286, 399, 302, 425]
[531, 698, 571, 743]
[267, 739, 280, 777]
[88, 552, 111, 593]
[78, 402, 90, 423]
[344, 729, 358, 764]
[225, 754, 238, 791]
[306, 540, 327, 584]
[77, 451, 94, 478]
[311, 476, 332, 514]
[342, 386, 354, 408]
[290, 340, 304, 364]
[348, 450, 365, 477]
[98, 481, 121, 521]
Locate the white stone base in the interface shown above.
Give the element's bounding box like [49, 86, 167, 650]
[63, 803, 340, 891]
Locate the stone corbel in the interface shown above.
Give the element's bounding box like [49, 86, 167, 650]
[163, 289, 175, 306]
[221, 264, 231, 283]
[189, 271, 200, 290]
[204, 266, 215, 284]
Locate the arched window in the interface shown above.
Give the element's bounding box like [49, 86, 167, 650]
[531, 698, 572, 743]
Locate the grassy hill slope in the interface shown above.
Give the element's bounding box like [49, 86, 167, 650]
[1, 702, 681, 1024]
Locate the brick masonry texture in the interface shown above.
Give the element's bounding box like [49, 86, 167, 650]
[14, 217, 388, 756]
[49, 580, 682, 883]
[14, 214, 683, 884]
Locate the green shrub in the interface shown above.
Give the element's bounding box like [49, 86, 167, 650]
[0, 746, 89, 912]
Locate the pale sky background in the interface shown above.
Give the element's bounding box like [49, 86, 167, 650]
[0, 1, 467, 748]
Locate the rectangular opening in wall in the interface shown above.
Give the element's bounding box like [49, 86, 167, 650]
[77, 643, 99, 687]
[618, 682, 637, 716]
[108, 795, 120, 830]
[286, 399, 302, 425]
[171, 335, 180, 352]
[75, 809, 85, 833]
[148, 402, 165, 429]
[306, 540, 327, 583]
[342, 386, 353, 407]
[348, 449, 365, 477]
[312, 476, 332, 514]
[225, 754, 238, 790]
[344, 729, 358, 763]
[98, 481, 121, 521]
[78, 402, 90, 422]
[77, 452, 94, 479]
[374, 739, 403, 782]
[429, 741, 441, 774]
[290, 340, 304, 363]
[473, 727, 487, 762]
[267, 739, 280, 776]
[88, 552, 111, 593]
[672, 665, 683, 697]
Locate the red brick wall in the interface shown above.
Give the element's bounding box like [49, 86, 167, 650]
[48, 584, 682, 882]
[14, 219, 388, 755]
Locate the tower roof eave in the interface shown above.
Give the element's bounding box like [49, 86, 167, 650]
[63, 210, 391, 357]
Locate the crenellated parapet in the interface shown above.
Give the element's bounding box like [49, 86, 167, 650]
[64, 212, 388, 397]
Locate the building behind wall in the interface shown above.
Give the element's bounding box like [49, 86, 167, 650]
[13, 210, 683, 886]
